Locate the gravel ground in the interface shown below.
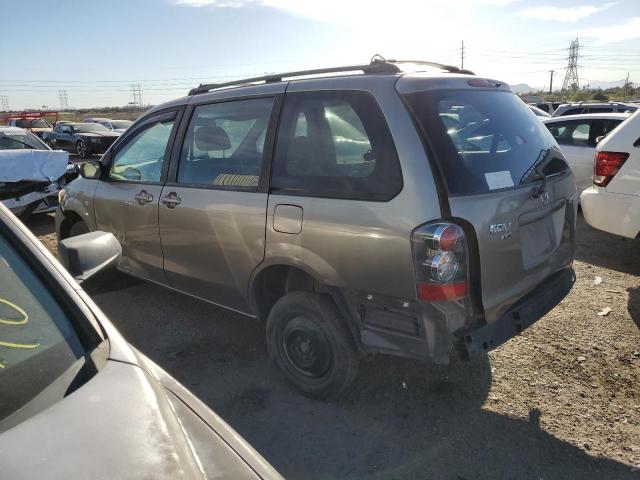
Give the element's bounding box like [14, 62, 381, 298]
[28, 212, 639, 480]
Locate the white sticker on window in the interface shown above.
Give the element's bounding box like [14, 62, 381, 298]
[485, 171, 514, 190]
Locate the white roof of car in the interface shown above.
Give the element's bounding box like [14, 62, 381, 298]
[0, 126, 30, 133]
[542, 112, 631, 123]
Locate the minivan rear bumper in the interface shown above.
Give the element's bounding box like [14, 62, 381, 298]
[463, 267, 575, 354]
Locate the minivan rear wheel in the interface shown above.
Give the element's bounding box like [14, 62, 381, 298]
[266, 291, 359, 399]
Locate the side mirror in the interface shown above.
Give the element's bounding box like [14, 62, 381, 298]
[58, 231, 121, 283]
[79, 161, 101, 179]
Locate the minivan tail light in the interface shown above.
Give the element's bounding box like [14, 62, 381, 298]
[411, 222, 469, 302]
[593, 151, 629, 187]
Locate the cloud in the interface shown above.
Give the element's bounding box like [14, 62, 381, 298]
[566, 16, 640, 45]
[511, 2, 616, 23]
[175, 0, 519, 21]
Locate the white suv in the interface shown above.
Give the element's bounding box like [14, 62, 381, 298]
[543, 113, 629, 196]
[581, 110, 640, 238]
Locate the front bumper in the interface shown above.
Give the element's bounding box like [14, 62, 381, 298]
[463, 267, 575, 354]
[580, 186, 640, 239]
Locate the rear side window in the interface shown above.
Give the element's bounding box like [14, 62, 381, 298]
[271, 91, 402, 201]
[546, 120, 591, 147]
[404, 89, 565, 195]
[177, 97, 274, 189]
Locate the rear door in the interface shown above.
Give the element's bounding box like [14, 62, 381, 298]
[402, 86, 576, 322]
[158, 96, 278, 313]
[93, 110, 181, 282]
[545, 118, 595, 194]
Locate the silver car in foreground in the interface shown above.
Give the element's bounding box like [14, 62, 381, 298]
[57, 58, 577, 399]
[0, 203, 281, 479]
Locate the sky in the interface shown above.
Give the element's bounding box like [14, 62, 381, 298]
[2, 0, 639, 109]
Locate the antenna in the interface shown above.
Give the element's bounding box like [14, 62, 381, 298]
[58, 90, 69, 110]
[561, 38, 580, 92]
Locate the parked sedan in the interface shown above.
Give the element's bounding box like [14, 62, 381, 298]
[43, 122, 120, 159]
[0, 202, 282, 479]
[542, 113, 629, 195]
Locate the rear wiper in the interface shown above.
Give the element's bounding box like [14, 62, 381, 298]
[519, 148, 550, 186]
[532, 172, 547, 199]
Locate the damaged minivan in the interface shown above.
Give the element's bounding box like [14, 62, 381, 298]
[56, 58, 577, 398]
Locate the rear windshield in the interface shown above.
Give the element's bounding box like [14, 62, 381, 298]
[404, 89, 565, 195]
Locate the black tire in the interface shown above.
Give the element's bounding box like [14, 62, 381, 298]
[266, 291, 359, 399]
[68, 220, 89, 238]
[76, 140, 89, 159]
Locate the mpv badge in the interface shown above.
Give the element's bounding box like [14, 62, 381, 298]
[489, 222, 512, 240]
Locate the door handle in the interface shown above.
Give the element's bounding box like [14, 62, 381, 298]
[134, 190, 153, 205]
[161, 192, 182, 208]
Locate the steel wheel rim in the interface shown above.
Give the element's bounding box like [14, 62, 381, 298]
[282, 316, 332, 378]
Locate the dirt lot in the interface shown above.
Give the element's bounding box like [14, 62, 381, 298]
[28, 213, 639, 480]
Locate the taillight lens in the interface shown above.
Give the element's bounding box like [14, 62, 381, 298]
[411, 222, 469, 302]
[593, 151, 629, 187]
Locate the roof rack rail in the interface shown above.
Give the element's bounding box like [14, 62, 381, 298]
[188, 55, 474, 96]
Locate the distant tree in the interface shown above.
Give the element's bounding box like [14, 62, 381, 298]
[592, 89, 609, 101]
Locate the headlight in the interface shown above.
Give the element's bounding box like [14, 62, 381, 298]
[58, 188, 66, 205]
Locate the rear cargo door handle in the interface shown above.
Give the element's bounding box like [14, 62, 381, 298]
[134, 190, 153, 205]
[161, 192, 182, 208]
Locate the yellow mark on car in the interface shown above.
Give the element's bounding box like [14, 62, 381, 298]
[0, 298, 40, 368]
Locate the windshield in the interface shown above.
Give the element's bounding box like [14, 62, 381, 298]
[73, 123, 110, 133]
[111, 121, 132, 129]
[0, 234, 85, 425]
[403, 89, 566, 195]
[30, 119, 51, 128]
[0, 132, 48, 150]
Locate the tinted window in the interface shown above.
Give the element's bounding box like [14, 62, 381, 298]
[561, 108, 583, 116]
[586, 107, 612, 114]
[271, 91, 402, 201]
[404, 89, 566, 195]
[178, 98, 274, 189]
[110, 117, 175, 182]
[0, 235, 85, 424]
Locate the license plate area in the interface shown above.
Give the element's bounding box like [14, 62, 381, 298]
[519, 200, 565, 270]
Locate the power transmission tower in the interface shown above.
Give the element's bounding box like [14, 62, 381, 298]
[0, 95, 8, 112]
[561, 38, 580, 92]
[623, 72, 630, 99]
[549, 70, 554, 94]
[58, 90, 69, 110]
[460, 40, 465, 70]
[131, 84, 143, 108]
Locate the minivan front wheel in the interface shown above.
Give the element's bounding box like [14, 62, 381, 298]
[266, 291, 359, 399]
